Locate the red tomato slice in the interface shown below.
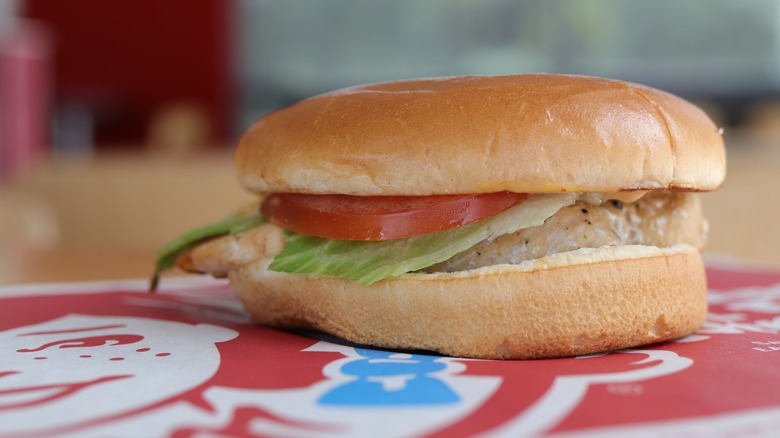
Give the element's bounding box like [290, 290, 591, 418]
[261, 192, 529, 241]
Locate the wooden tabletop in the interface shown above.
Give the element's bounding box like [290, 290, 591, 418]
[3, 145, 780, 287]
[0, 244, 187, 286]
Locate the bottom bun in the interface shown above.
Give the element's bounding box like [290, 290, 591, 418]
[228, 244, 707, 359]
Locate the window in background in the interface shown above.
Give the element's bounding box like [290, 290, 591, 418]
[238, 0, 780, 135]
[23, 0, 233, 153]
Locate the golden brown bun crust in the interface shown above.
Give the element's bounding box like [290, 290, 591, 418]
[227, 245, 707, 359]
[236, 74, 726, 195]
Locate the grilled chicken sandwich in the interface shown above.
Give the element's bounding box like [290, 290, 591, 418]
[153, 74, 726, 359]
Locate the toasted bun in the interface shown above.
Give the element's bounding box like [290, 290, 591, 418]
[226, 244, 706, 359]
[236, 74, 726, 196]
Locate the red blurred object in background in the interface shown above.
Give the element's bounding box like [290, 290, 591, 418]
[22, 0, 233, 149]
[0, 18, 51, 181]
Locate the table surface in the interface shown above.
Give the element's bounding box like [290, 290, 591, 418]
[0, 244, 187, 286]
[3, 146, 780, 286]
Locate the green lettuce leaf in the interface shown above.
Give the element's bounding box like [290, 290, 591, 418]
[149, 207, 265, 291]
[268, 193, 578, 285]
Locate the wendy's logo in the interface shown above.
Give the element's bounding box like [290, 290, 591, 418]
[6, 278, 769, 437]
[1, 314, 237, 437]
[0, 297, 695, 438]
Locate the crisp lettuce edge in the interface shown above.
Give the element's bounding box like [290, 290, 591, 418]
[151, 193, 578, 288]
[268, 193, 577, 285]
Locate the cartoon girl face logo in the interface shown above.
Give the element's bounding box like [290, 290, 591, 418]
[1, 314, 237, 437]
[0, 281, 718, 438]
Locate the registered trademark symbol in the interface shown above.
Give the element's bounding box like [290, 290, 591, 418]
[606, 383, 644, 396]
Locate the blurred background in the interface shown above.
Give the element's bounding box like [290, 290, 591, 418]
[1, 0, 779, 283]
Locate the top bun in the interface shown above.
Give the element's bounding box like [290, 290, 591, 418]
[235, 74, 726, 196]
